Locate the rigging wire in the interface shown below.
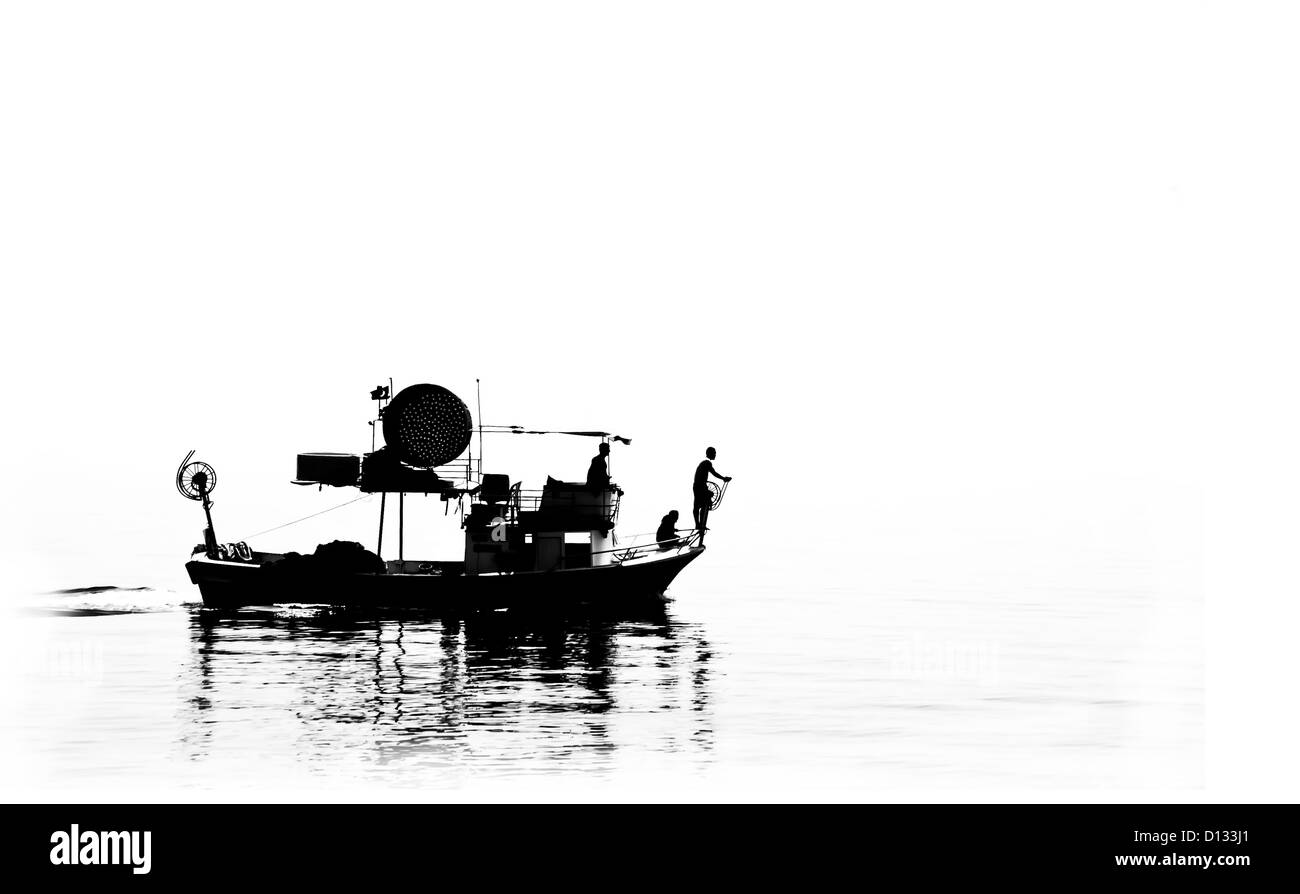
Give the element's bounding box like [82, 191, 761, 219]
[238, 494, 374, 541]
[479, 425, 630, 444]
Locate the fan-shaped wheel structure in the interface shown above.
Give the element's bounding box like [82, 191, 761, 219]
[707, 480, 724, 510]
[382, 384, 473, 468]
[177, 461, 217, 501]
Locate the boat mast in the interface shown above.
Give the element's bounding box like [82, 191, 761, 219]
[370, 381, 392, 560]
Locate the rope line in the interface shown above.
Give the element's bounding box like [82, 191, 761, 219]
[239, 494, 373, 540]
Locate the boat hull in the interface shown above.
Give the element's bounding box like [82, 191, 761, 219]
[186, 547, 703, 612]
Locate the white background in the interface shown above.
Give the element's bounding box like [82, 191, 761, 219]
[0, 1, 1296, 801]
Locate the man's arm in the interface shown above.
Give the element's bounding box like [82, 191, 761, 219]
[709, 466, 731, 482]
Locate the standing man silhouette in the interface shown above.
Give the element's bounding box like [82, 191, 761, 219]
[693, 446, 731, 545]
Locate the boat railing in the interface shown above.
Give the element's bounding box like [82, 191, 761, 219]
[512, 487, 621, 523]
[434, 458, 476, 485]
[595, 528, 702, 565]
[469, 485, 622, 532]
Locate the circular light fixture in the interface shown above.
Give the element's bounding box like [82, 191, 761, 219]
[382, 384, 473, 467]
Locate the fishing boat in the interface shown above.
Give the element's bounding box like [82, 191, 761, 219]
[180, 382, 728, 612]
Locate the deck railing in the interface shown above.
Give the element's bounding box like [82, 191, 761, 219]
[594, 528, 702, 565]
[481, 486, 622, 528]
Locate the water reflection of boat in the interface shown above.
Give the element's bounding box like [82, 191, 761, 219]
[179, 382, 722, 611]
[183, 608, 715, 770]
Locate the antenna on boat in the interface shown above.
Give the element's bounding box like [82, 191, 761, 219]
[369, 380, 393, 452]
[476, 378, 483, 482]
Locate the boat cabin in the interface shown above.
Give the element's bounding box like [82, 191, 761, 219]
[289, 383, 628, 576]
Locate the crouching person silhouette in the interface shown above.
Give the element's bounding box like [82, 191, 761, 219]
[657, 510, 681, 550]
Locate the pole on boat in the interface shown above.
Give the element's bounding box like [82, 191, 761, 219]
[176, 452, 220, 558]
[399, 491, 405, 565]
[377, 492, 386, 560]
[200, 490, 218, 558]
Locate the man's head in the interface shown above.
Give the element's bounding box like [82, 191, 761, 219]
[599, 442, 610, 456]
[666, 509, 679, 522]
[706, 446, 716, 460]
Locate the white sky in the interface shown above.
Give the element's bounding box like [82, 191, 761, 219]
[1, 2, 1298, 800]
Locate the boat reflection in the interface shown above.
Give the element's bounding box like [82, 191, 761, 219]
[183, 606, 714, 779]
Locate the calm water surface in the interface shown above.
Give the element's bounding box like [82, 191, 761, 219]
[4, 524, 1203, 797]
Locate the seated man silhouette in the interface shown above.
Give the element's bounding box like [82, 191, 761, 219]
[586, 442, 615, 492]
[693, 446, 731, 544]
[656, 510, 681, 550]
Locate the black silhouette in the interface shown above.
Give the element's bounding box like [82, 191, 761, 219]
[176, 450, 219, 558]
[692, 447, 731, 543]
[180, 381, 712, 610]
[382, 383, 472, 468]
[262, 540, 386, 585]
[656, 510, 681, 550]
[586, 442, 612, 490]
